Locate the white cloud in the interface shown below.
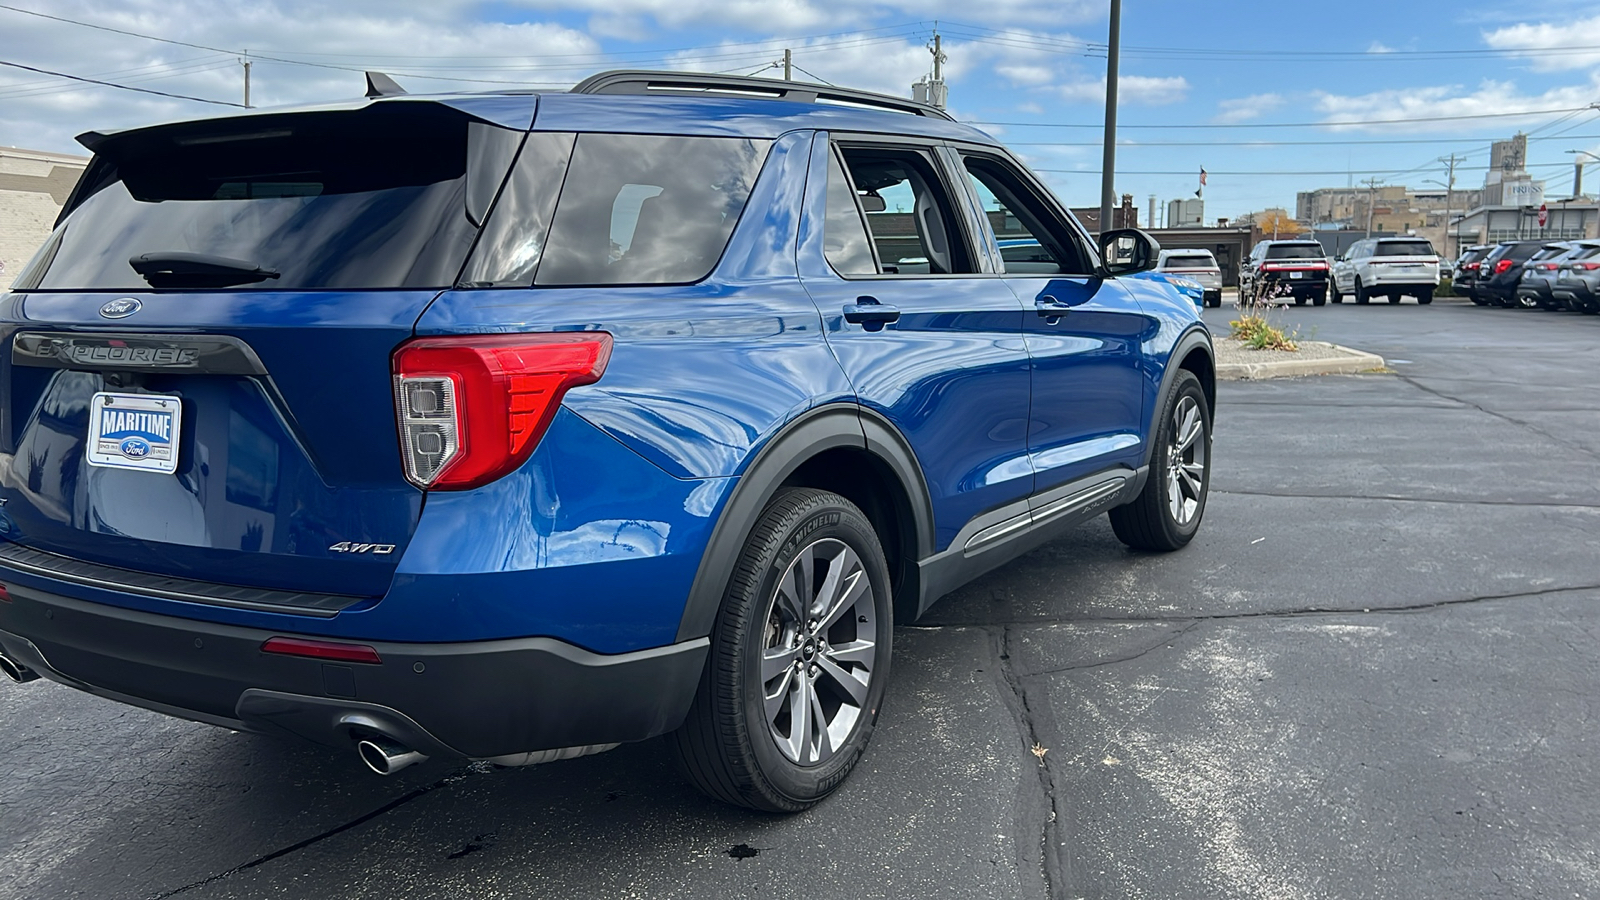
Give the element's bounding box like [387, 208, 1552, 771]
[1055, 75, 1189, 105]
[1367, 41, 1395, 54]
[1484, 13, 1600, 71]
[1313, 73, 1600, 131]
[1215, 93, 1285, 124]
[508, 0, 1099, 32]
[0, 0, 603, 153]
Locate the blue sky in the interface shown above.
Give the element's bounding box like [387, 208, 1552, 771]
[3, 0, 1600, 221]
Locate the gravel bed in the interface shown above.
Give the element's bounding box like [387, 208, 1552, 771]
[1214, 337, 1353, 366]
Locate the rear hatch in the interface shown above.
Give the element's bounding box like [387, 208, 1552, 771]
[1370, 239, 1438, 279]
[1158, 253, 1221, 287]
[1262, 243, 1328, 283]
[0, 102, 524, 601]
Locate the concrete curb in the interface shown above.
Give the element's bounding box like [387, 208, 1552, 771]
[1217, 342, 1386, 381]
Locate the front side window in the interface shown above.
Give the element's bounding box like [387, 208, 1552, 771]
[962, 156, 1088, 276]
[835, 145, 974, 276]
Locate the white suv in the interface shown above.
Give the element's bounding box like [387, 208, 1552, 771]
[1331, 238, 1440, 305]
[1157, 249, 1223, 307]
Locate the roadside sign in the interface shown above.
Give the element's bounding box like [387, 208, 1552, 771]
[1538, 204, 1548, 227]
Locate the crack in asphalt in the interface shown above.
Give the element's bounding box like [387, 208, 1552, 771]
[913, 582, 1600, 631]
[993, 626, 1068, 900]
[1393, 371, 1600, 463]
[1212, 488, 1600, 509]
[148, 767, 474, 899]
[1019, 621, 1201, 678]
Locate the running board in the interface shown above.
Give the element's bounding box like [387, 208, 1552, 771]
[964, 478, 1126, 556]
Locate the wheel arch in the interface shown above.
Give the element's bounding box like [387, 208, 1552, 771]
[1142, 326, 1215, 469]
[674, 404, 935, 642]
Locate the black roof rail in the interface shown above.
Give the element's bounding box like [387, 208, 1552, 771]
[569, 70, 955, 121]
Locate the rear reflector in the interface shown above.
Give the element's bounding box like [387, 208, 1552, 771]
[261, 637, 382, 664]
[392, 333, 612, 490]
[0, 583, 10, 602]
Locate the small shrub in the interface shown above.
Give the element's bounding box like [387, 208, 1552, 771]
[1230, 285, 1300, 351]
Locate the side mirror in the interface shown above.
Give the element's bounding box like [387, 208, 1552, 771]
[1098, 228, 1160, 276]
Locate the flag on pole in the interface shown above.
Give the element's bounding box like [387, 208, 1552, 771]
[1199, 168, 1207, 187]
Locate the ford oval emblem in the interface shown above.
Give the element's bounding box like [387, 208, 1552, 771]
[119, 437, 152, 458]
[100, 298, 142, 319]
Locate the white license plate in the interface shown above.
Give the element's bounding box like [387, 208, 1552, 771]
[1290, 271, 1304, 279]
[87, 392, 182, 474]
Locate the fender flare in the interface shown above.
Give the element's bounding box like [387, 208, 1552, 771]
[674, 404, 935, 643]
[1141, 326, 1214, 469]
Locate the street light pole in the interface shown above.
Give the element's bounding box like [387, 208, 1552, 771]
[1098, 0, 1121, 236]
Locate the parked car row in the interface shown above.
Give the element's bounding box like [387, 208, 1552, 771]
[1235, 238, 1444, 307]
[1452, 240, 1600, 314]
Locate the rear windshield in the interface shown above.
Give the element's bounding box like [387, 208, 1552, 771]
[1530, 246, 1569, 260]
[1461, 248, 1491, 263]
[1375, 240, 1435, 257]
[1498, 244, 1542, 261]
[21, 106, 503, 291]
[1162, 254, 1215, 268]
[1574, 246, 1600, 260]
[1265, 244, 1324, 260]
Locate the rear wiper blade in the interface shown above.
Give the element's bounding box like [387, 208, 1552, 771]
[129, 252, 281, 288]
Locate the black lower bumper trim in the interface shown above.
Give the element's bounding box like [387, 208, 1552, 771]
[0, 580, 708, 759]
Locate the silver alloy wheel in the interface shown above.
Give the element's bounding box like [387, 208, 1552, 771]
[1165, 395, 1206, 526]
[760, 537, 877, 766]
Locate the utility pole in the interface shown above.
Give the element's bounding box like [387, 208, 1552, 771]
[1439, 153, 1462, 258]
[1361, 177, 1384, 238]
[783, 49, 792, 81]
[241, 56, 252, 108]
[911, 27, 948, 110]
[1098, 0, 1121, 236]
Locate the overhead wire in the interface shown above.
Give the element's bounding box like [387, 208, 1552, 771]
[0, 58, 243, 106]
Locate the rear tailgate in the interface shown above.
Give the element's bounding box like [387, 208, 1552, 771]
[0, 101, 529, 603]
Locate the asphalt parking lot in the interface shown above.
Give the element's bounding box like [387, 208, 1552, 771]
[2, 297, 1598, 900]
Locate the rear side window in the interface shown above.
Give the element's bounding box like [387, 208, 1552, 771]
[1265, 244, 1324, 260]
[839, 145, 975, 276]
[533, 134, 769, 286]
[24, 106, 503, 291]
[1375, 240, 1435, 257]
[823, 148, 877, 277]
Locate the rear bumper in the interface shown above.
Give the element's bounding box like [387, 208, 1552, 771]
[0, 579, 707, 759]
[1553, 279, 1595, 301]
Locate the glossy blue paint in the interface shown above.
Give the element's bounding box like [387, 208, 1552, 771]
[1007, 276, 1158, 494]
[796, 133, 1034, 551]
[0, 290, 433, 597]
[1129, 270, 1205, 309]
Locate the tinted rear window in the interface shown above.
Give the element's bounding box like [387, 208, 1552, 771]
[1575, 246, 1600, 260]
[1265, 244, 1324, 260]
[1375, 240, 1435, 257]
[1163, 254, 1215, 268]
[23, 106, 500, 291]
[1530, 246, 1569, 260]
[1499, 244, 1541, 261]
[532, 134, 769, 286]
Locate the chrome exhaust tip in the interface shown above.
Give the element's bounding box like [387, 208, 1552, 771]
[0, 653, 39, 684]
[356, 735, 427, 776]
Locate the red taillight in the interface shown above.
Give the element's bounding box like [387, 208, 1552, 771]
[1573, 262, 1600, 271]
[0, 583, 10, 602]
[1465, 262, 1480, 271]
[261, 637, 382, 664]
[1494, 259, 1515, 274]
[391, 333, 612, 490]
[1536, 263, 1559, 271]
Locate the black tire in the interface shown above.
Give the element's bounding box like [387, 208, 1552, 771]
[1294, 295, 1305, 306]
[1330, 281, 1343, 303]
[1354, 278, 1370, 304]
[1388, 294, 1402, 304]
[1110, 369, 1210, 552]
[670, 488, 893, 812]
[1312, 290, 1327, 307]
[1418, 288, 1433, 305]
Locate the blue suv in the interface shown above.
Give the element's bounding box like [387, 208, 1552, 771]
[0, 71, 1213, 811]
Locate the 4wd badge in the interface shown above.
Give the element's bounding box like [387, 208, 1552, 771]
[329, 542, 395, 555]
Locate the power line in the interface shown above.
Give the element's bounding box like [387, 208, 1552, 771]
[968, 106, 1600, 130]
[0, 58, 243, 106]
[1007, 134, 1600, 148]
[1035, 162, 1573, 177]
